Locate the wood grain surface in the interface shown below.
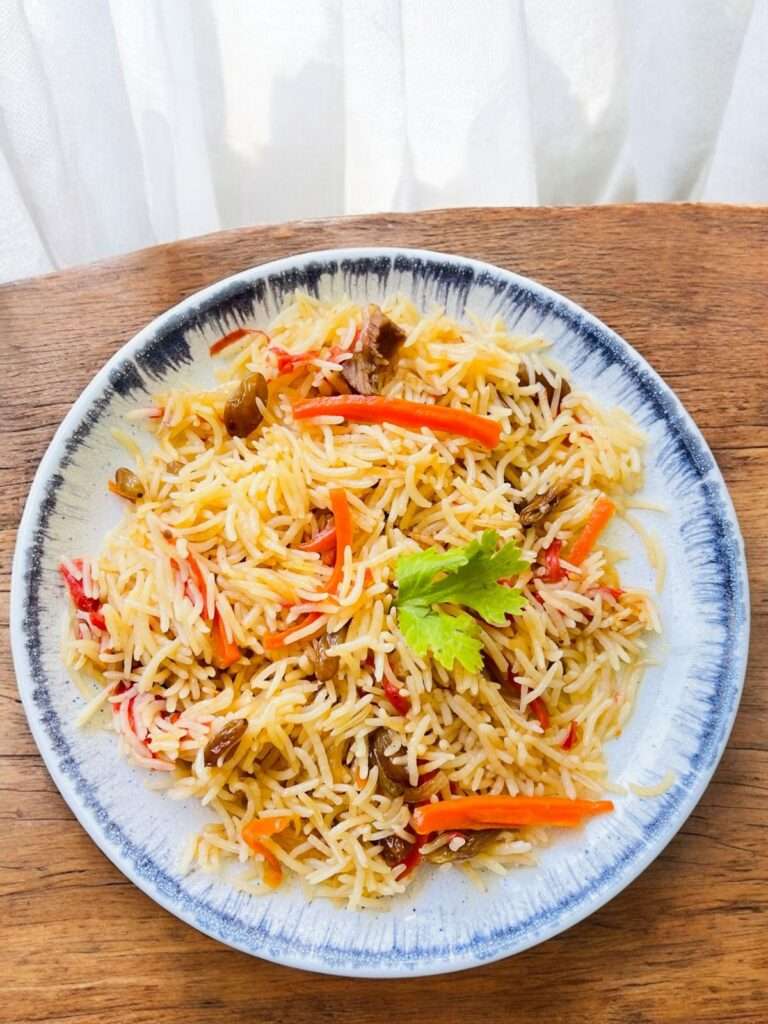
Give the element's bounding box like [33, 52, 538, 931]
[1, 204, 766, 1024]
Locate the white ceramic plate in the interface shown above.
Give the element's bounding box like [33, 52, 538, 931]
[11, 248, 749, 976]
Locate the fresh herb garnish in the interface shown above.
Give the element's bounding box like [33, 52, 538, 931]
[394, 531, 528, 673]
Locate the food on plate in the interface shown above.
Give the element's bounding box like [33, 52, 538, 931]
[61, 294, 659, 907]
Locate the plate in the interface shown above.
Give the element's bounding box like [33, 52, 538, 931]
[10, 248, 749, 976]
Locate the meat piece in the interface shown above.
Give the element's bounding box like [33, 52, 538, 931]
[110, 467, 144, 501]
[203, 718, 248, 766]
[518, 481, 569, 527]
[379, 834, 413, 867]
[369, 726, 410, 797]
[341, 305, 406, 395]
[519, 365, 571, 413]
[223, 373, 268, 438]
[426, 829, 499, 863]
[311, 631, 341, 682]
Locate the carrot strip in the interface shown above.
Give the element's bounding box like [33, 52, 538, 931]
[293, 396, 501, 449]
[411, 796, 614, 834]
[298, 524, 337, 553]
[568, 496, 616, 566]
[263, 612, 324, 650]
[188, 556, 207, 601]
[212, 609, 241, 668]
[242, 834, 283, 889]
[326, 488, 352, 595]
[242, 816, 292, 842]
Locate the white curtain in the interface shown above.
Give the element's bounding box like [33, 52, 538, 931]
[1, 0, 766, 284]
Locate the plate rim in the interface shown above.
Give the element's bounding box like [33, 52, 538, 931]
[10, 246, 750, 977]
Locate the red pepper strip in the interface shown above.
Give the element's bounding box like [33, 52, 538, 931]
[398, 833, 427, 879]
[89, 610, 107, 631]
[382, 674, 410, 715]
[270, 345, 320, 374]
[209, 326, 251, 355]
[210, 331, 270, 360]
[125, 695, 158, 757]
[297, 525, 337, 553]
[590, 586, 624, 601]
[540, 539, 567, 584]
[562, 722, 578, 750]
[59, 562, 106, 632]
[326, 489, 352, 595]
[212, 610, 241, 668]
[293, 396, 502, 449]
[507, 674, 549, 730]
[528, 695, 550, 731]
[263, 611, 324, 651]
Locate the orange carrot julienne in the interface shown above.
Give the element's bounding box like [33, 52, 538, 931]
[326, 488, 352, 595]
[567, 496, 616, 566]
[411, 796, 614, 835]
[293, 396, 501, 449]
[242, 816, 292, 842]
[212, 609, 241, 668]
[298, 524, 337, 553]
[188, 556, 207, 602]
[263, 611, 325, 650]
[243, 834, 283, 888]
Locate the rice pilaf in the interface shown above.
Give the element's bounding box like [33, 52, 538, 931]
[62, 294, 659, 907]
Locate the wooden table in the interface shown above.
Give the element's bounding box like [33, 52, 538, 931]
[1, 205, 766, 1024]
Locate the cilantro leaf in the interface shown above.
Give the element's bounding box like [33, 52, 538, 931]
[398, 605, 483, 673]
[395, 531, 528, 671]
[396, 546, 470, 605]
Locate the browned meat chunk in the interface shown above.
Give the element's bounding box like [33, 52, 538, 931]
[518, 481, 569, 527]
[341, 305, 406, 395]
[519, 366, 571, 413]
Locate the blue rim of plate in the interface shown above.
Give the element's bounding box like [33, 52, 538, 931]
[10, 248, 750, 977]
